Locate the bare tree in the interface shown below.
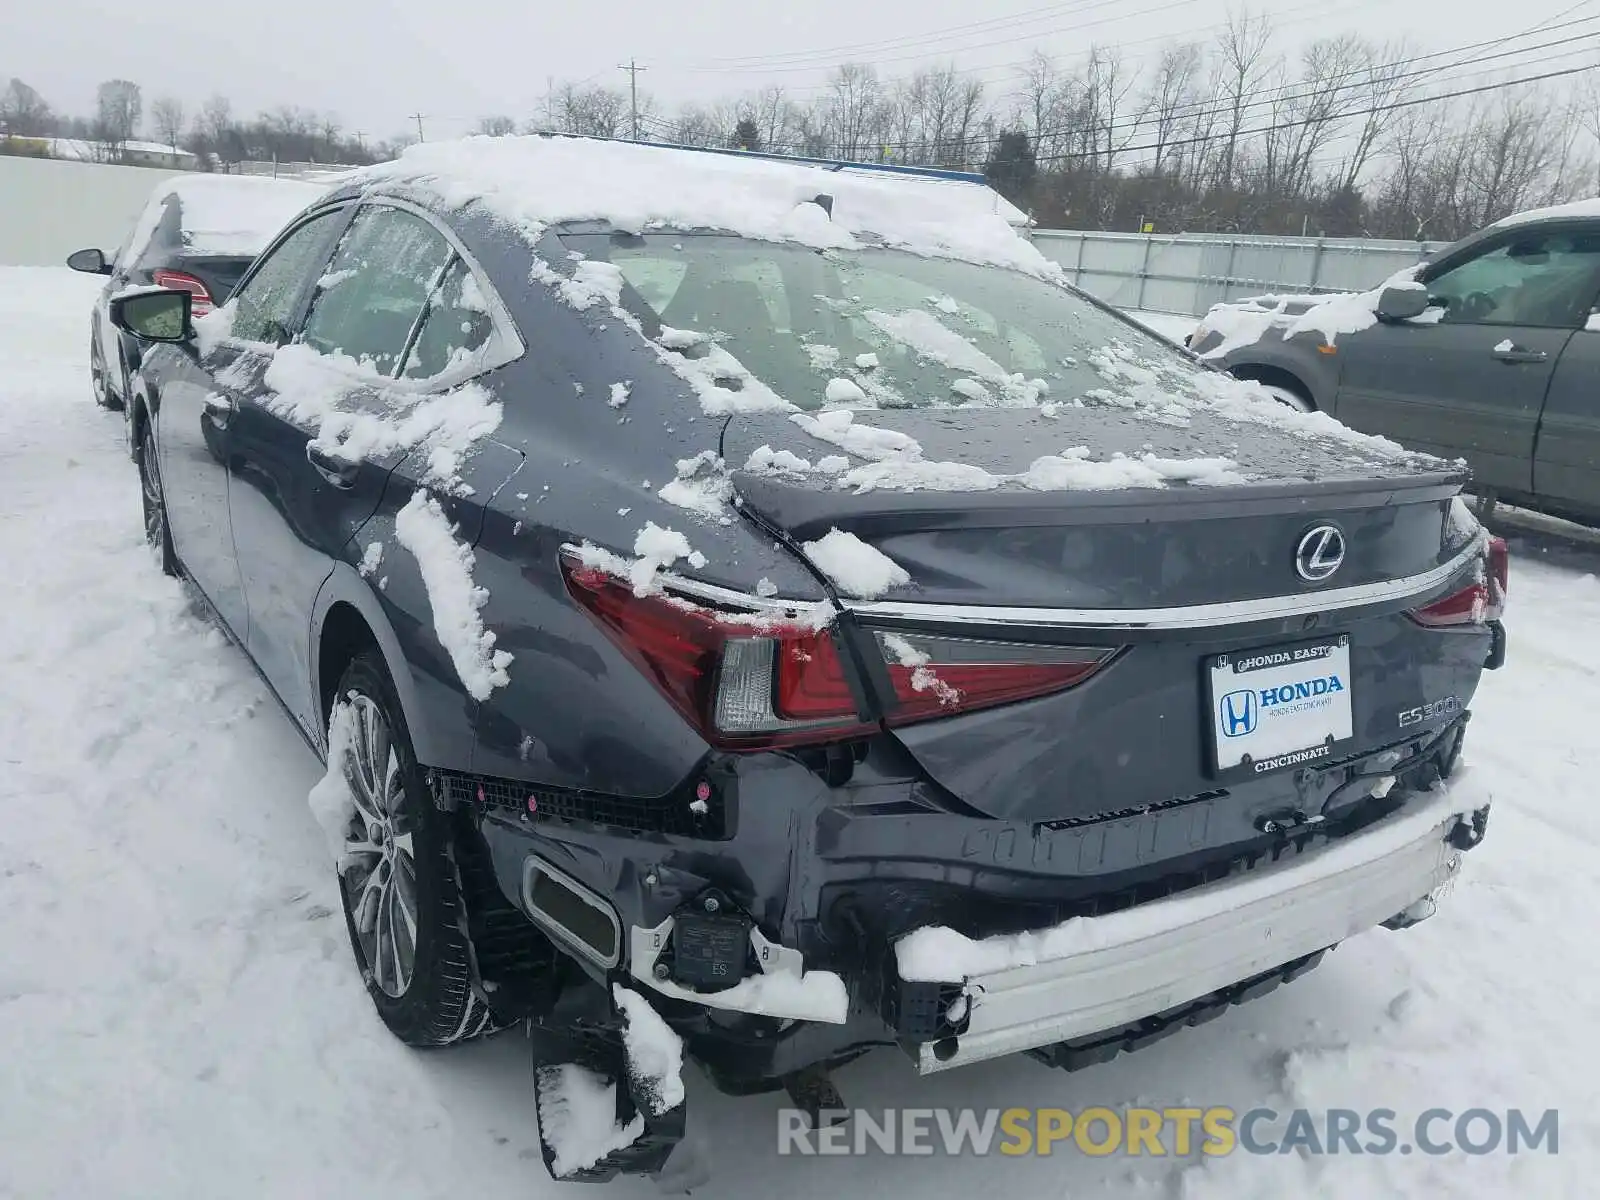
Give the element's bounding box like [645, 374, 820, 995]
[1213, 13, 1277, 188]
[826, 62, 885, 160]
[150, 96, 185, 154]
[0, 78, 53, 137]
[1143, 43, 1201, 175]
[477, 115, 517, 136]
[94, 79, 142, 161]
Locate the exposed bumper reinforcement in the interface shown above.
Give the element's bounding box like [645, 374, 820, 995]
[902, 799, 1471, 1075]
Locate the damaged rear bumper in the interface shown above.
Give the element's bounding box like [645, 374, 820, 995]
[892, 795, 1474, 1074]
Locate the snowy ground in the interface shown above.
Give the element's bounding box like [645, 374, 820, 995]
[2, 267, 1595, 1198]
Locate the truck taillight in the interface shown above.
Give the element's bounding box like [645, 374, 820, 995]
[153, 269, 214, 316]
[1409, 536, 1509, 628]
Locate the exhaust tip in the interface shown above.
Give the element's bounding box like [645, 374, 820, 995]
[520, 856, 623, 968]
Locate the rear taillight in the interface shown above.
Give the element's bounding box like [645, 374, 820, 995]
[1409, 536, 1509, 628]
[876, 631, 1115, 725]
[153, 269, 214, 317]
[561, 551, 1120, 750]
[560, 555, 874, 750]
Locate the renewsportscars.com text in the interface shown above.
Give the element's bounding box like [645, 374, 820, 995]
[777, 1106, 1559, 1158]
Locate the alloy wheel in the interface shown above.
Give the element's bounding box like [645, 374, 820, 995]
[139, 428, 165, 553]
[339, 695, 419, 999]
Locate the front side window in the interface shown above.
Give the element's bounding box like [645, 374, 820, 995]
[562, 231, 1177, 411]
[299, 206, 455, 375]
[228, 210, 345, 344]
[1425, 230, 1600, 328]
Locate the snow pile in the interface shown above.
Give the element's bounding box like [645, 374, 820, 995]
[393, 490, 513, 701]
[801, 528, 911, 599]
[608, 380, 630, 408]
[358, 541, 383, 578]
[671, 965, 851, 1023]
[559, 260, 626, 312]
[657, 451, 733, 520]
[790, 409, 919, 461]
[896, 789, 1481, 983]
[612, 986, 685, 1117]
[1021, 447, 1247, 491]
[535, 1064, 643, 1178]
[626, 522, 706, 595]
[120, 174, 328, 268]
[305, 697, 360, 867]
[347, 134, 1041, 274]
[1197, 275, 1428, 359]
[254, 343, 503, 491]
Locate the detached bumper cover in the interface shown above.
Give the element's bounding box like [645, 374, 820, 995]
[894, 794, 1478, 1075]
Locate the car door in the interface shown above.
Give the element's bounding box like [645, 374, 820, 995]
[1331, 225, 1600, 494]
[1534, 301, 1600, 519]
[226, 202, 459, 736]
[157, 206, 351, 639]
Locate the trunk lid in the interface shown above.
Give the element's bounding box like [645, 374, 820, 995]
[724, 405, 1468, 611]
[722, 404, 1482, 824]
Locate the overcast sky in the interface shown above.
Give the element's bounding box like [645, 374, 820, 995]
[6, 0, 1590, 143]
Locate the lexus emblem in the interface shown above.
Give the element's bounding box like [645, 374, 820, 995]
[1295, 525, 1346, 582]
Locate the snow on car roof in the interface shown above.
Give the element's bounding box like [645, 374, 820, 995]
[346, 134, 1045, 275]
[124, 174, 329, 265]
[1486, 196, 1600, 232]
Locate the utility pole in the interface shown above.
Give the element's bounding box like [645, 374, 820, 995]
[410, 113, 426, 143]
[617, 60, 647, 140]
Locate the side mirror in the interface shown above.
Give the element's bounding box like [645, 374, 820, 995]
[67, 248, 112, 276]
[110, 288, 193, 344]
[1375, 285, 1430, 322]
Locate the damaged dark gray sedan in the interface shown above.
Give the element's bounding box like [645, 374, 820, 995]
[108, 134, 1506, 1183]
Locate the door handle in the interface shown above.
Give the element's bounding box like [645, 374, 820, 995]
[1492, 346, 1548, 364]
[306, 442, 359, 489]
[202, 393, 235, 418]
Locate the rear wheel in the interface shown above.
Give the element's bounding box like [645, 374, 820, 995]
[330, 652, 494, 1047]
[137, 422, 178, 577]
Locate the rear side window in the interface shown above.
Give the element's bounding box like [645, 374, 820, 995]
[300, 206, 454, 375]
[401, 259, 495, 380]
[228, 210, 345, 344]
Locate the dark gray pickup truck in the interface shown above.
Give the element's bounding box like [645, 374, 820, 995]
[1189, 201, 1600, 526]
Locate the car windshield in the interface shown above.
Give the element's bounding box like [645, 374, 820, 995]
[557, 231, 1188, 411]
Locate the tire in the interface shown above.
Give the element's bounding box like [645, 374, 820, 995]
[1256, 381, 1315, 413]
[330, 651, 494, 1048]
[137, 420, 179, 577]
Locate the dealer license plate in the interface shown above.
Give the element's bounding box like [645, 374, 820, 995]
[1207, 637, 1353, 779]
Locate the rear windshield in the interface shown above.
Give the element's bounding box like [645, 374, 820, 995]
[557, 231, 1188, 411]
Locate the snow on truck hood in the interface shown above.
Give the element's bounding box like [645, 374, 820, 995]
[347, 134, 1040, 274]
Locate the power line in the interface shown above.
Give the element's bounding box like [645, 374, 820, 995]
[1029, 60, 1598, 166]
[788, 15, 1600, 157]
[672, 0, 1191, 71]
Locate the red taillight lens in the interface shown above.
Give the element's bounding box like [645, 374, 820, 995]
[153, 268, 214, 316]
[562, 549, 1120, 750]
[1409, 536, 1509, 628]
[876, 631, 1115, 726]
[560, 554, 873, 750]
